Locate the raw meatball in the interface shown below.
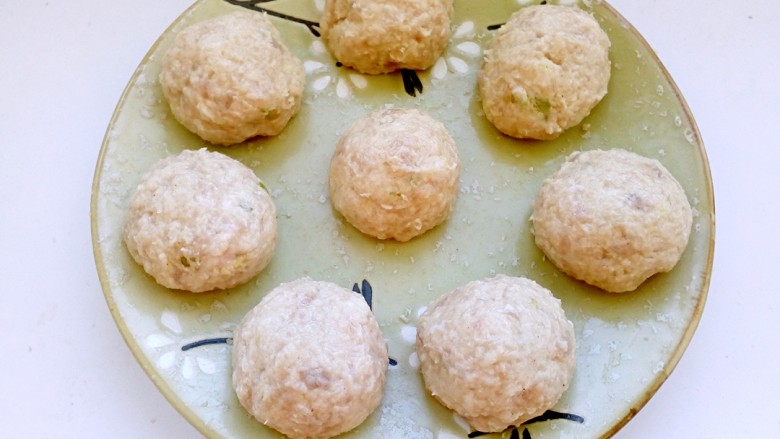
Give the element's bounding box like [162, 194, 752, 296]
[416, 275, 576, 432]
[531, 149, 693, 293]
[159, 11, 305, 145]
[232, 278, 388, 439]
[328, 108, 460, 242]
[478, 5, 611, 140]
[320, 0, 453, 74]
[123, 148, 277, 292]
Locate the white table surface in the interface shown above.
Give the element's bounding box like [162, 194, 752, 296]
[2, 0, 778, 437]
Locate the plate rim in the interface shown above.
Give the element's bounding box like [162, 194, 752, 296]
[595, 1, 715, 436]
[90, 0, 218, 436]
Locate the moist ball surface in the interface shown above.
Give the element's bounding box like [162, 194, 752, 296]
[531, 149, 693, 293]
[320, 0, 453, 74]
[328, 108, 460, 242]
[478, 5, 611, 140]
[232, 278, 388, 439]
[159, 11, 305, 145]
[416, 275, 576, 432]
[123, 148, 277, 293]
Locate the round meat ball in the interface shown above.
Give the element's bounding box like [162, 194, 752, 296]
[478, 5, 611, 140]
[531, 149, 693, 293]
[123, 148, 277, 293]
[416, 275, 576, 432]
[320, 0, 453, 74]
[232, 278, 388, 439]
[159, 11, 305, 145]
[328, 108, 460, 242]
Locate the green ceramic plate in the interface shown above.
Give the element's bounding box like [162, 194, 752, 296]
[91, 0, 714, 437]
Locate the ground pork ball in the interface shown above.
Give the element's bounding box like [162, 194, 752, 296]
[328, 108, 460, 242]
[232, 278, 388, 439]
[478, 5, 611, 140]
[416, 275, 576, 432]
[320, 0, 453, 74]
[159, 11, 305, 145]
[531, 149, 693, 293]
[123, 148, 277, 293]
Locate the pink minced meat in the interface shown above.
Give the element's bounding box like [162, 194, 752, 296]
[159, 11, 305, 145]
[232, 278, 388, 439]
[531, 149, 693, 292]
[123, 148, 277, 292]
[416, 275, 576, 432]
[328, 108, 460, 242]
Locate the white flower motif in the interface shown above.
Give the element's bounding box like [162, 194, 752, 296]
[144, 307, 230, 380]
[304, 7, 483, 96]
[400, 325, 417, 344]
[305, 41, 371, 99]
[432, 20, 482, 80]
[303, 0, 374, 99]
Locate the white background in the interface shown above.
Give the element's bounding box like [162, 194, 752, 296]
[1, 0, 778, 437]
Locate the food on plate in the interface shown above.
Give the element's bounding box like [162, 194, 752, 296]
[123, 148, 277, 293]
[328, 108, 460, 242]
[531, 149, 693, 293]
[158, 11, 305, 145]
[320, 0, 453, 74]
[232, 278, 388, 439]
[415, 275, 576, 432]
[478, 5, 611, 140]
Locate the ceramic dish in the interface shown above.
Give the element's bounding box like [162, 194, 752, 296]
[91, 0, 715, 437]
